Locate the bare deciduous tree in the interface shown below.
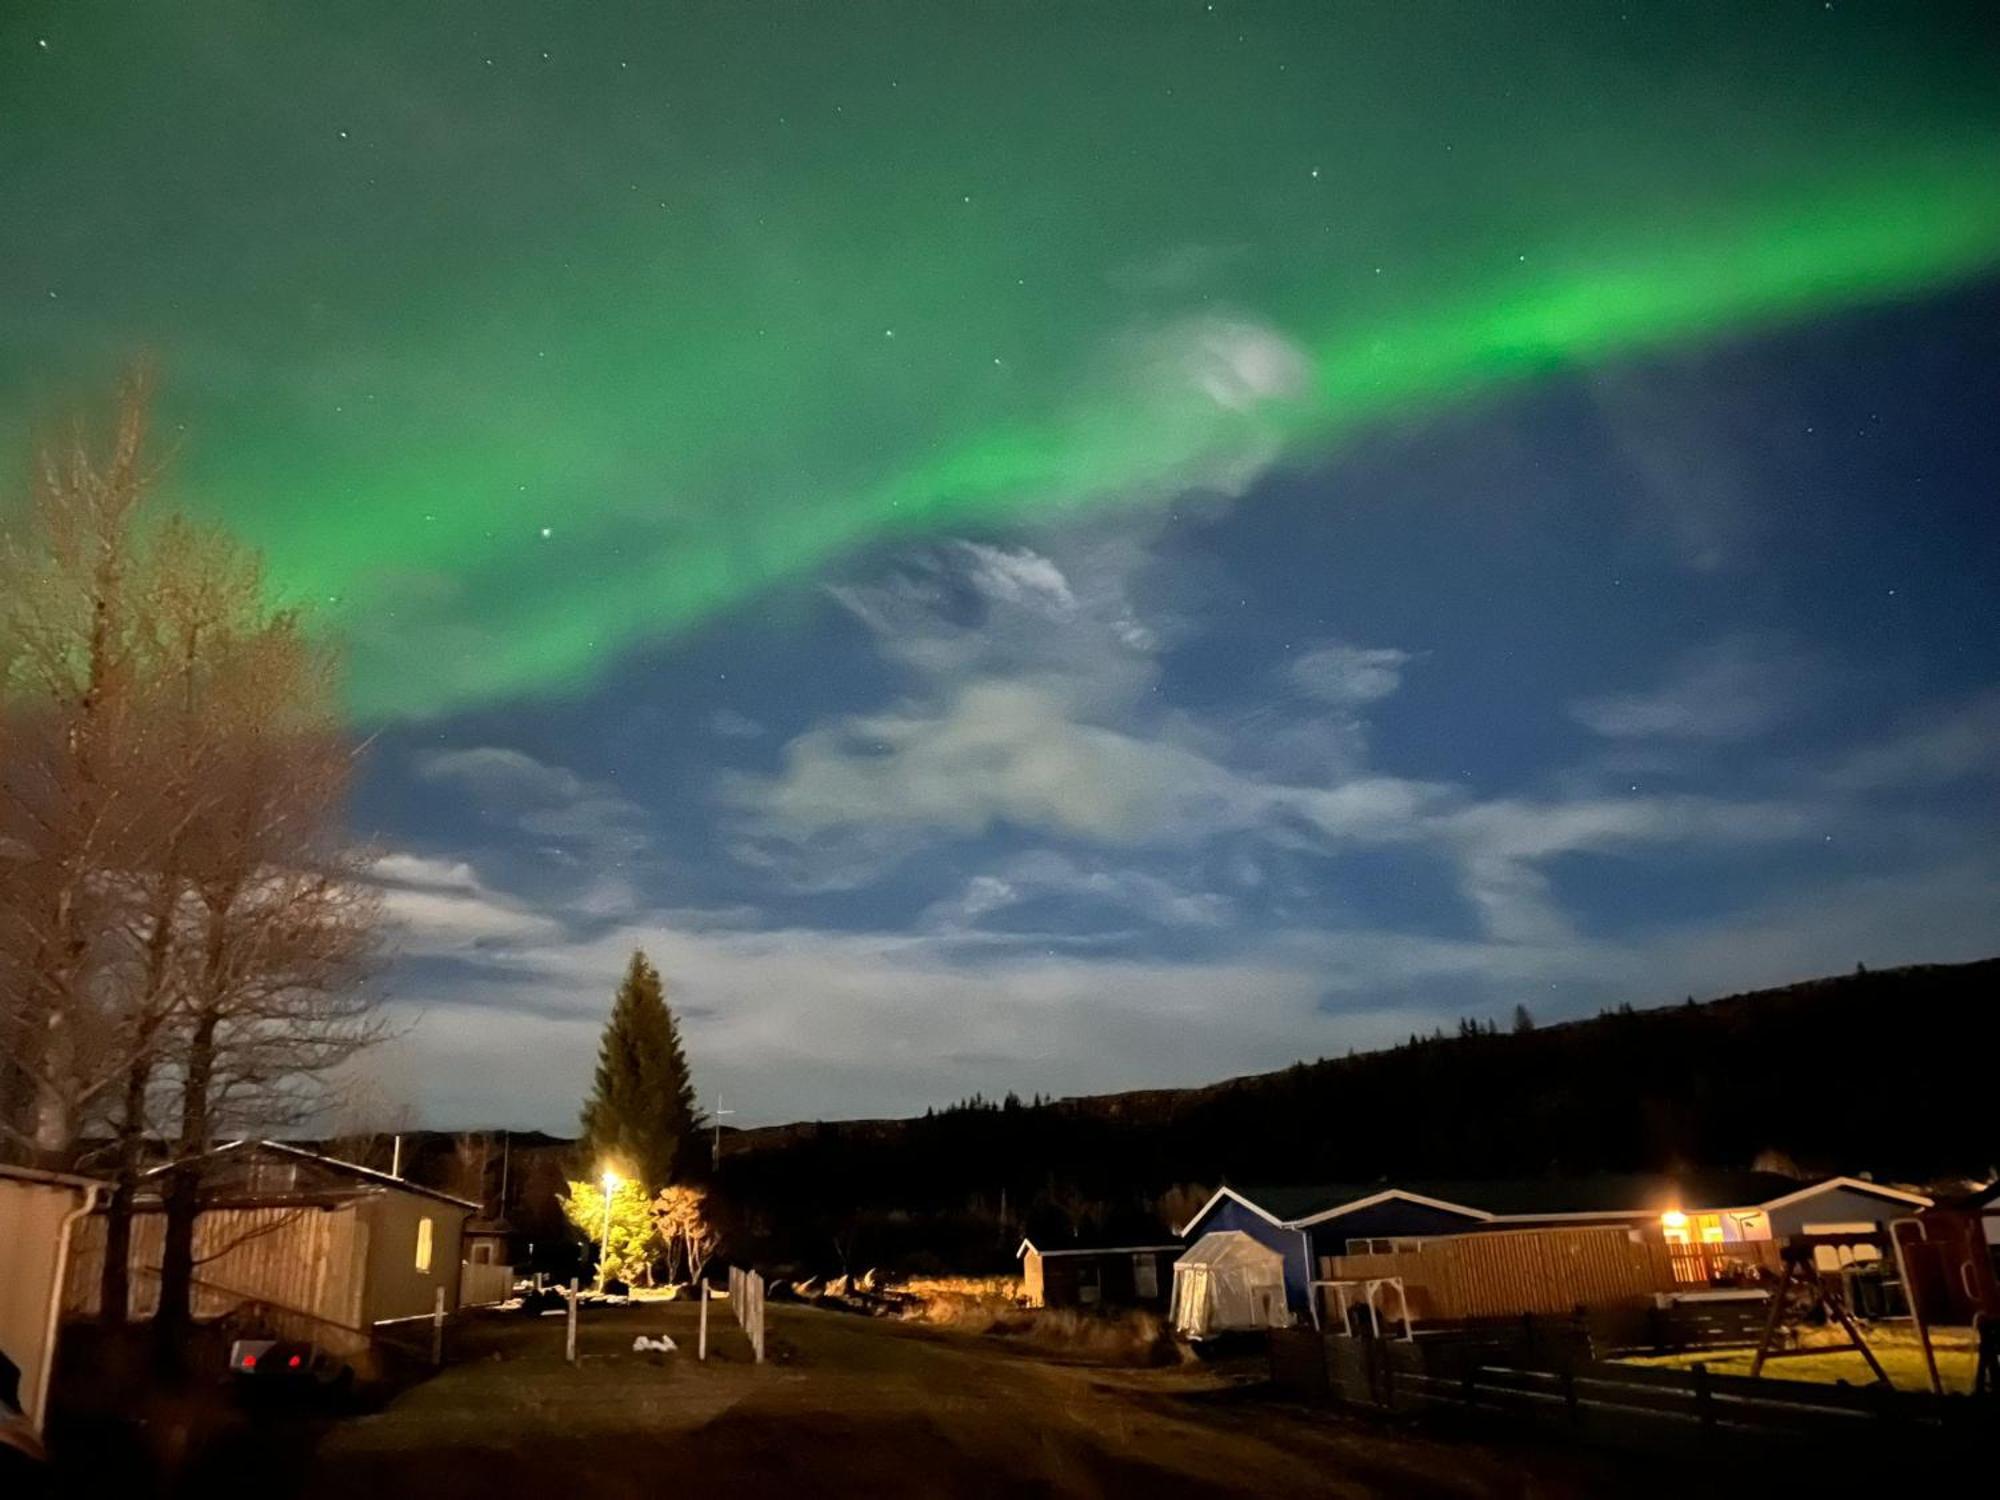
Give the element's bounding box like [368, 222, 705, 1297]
[0, 373, 168, 1160]
[0, 375, 386, 1356]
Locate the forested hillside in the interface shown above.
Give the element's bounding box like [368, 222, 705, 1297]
[710, 959, 1999, 1272]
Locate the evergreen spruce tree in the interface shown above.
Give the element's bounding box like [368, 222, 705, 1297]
[579, 950, 700, 1190]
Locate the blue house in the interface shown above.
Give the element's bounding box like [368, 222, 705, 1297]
[1174, 1184, 1490, 1317]
[1176, 1172, 1934, 1321]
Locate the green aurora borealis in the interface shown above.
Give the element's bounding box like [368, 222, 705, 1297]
[4, 3, 1998, 718]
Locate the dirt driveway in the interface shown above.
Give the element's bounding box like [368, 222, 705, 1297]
[283, 1301, 1653, 1500]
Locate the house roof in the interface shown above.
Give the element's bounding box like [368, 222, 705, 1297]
[0, 1161, 107, 1193]
[143, 1139, 481, 1211]
[1189, 1172, 1931, 1233]
[1016, 1232, 1182, 1259]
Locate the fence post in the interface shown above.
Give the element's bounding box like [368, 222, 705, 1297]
[566, 1277, 579, 1365]
[699, 1280, 709, 1361]
[431, 1285, 446, 1367]
[1691, 1360, 1714, 1436]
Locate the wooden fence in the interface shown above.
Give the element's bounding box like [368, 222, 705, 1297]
[1318, 1227, 1782, 1327]
[727, 1265, 766, 1362]
[459, 1260, 516, 1307]
[63, 1204, 373, 1356]
[1270, 1325, 1980, 1450]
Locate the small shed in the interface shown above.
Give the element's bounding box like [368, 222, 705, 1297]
[1170, 1230, 1291, 1339]
[1017, 1234, 1180, 1310]
[0, 1163, 104, 1434]
[460, 1215, 518, 1306]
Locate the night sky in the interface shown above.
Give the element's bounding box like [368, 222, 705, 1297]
[4, 4, 1997, 1129]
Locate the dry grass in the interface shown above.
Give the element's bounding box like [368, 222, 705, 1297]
[889, 1276, 1191, 1367]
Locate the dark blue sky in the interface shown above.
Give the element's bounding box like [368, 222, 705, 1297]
[354, 282, 2000, 1129]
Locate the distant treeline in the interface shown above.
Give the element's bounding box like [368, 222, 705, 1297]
[709, 959, 1999, 1275]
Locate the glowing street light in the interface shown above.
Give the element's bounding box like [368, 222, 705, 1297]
[598, 1168, 621, 1290]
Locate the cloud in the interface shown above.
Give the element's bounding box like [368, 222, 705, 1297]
[1570, 635, 1811, 742]
[706, 709, 765, 739]
[1819, 689, 2000, 793]
[1163, 315, 1313, 414]
[737, 679, 1233, 844]
[416, 745, 649, 864]
[920, 851, 1235, 938]
[373, 897, 1371, 1126]
[954, 542, 1079, 618]
[1289, 642, 1414, 705]
[1437, 793, 1815, 944]
[369, 852, 566, 955]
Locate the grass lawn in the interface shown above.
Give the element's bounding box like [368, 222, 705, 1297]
[1627, 1339, 1975, 1394]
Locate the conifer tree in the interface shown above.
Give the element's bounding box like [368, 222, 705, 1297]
[579, 950, 699, 1191]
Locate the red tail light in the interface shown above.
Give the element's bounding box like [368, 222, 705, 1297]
[288, 1354, 302, 1368]
[242, 1354, 257, 1369]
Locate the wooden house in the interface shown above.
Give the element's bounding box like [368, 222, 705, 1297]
[63, 1140, 479, 1355]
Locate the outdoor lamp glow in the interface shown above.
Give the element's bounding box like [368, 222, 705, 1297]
[597, 1169, 622, 1289]
[1660, 1210, 1688, 1230]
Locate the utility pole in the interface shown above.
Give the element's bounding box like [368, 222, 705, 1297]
[711, 1092, 735, 1170]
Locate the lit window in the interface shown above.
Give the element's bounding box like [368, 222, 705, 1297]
[415, 1216, 434, 1272]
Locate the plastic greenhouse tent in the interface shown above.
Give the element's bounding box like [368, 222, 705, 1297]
[1169, 1230, 1292, 1338]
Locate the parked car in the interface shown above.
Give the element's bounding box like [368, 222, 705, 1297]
[228, 1339, 354, 1401]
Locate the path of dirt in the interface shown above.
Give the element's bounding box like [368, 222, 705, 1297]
[288, 1301, 1651, 1500]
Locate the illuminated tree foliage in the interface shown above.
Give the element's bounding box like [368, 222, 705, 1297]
[652, 1183, 720, 1284]
[559, 1175, 657, 1285]
[577, 950, 699, 1193]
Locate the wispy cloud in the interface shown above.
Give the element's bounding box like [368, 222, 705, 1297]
[1819, 689, 2000, 792]
[706, 708, 765, 739]
[416, 745, 650, 866]
[1570, 634, 1813, 742]
[1289, 642, 1414, 706]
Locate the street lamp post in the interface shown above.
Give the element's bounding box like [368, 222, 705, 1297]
[598, 1169, 620, 1290]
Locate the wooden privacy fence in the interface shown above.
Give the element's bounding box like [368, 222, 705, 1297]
[63, 1204, 373, 1357]
[1318, 1227, 1782, 1327]
[727, 1265, 766, 1362]
[459, 1260, 516, 1307]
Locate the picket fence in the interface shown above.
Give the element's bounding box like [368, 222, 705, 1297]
[727, 1265, 766, 1362]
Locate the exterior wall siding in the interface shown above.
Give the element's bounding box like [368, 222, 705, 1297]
[1766, 1187, 1922, 1238]
[0, 1174, 94, 1429]
[357, 1192, 467, 1324]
